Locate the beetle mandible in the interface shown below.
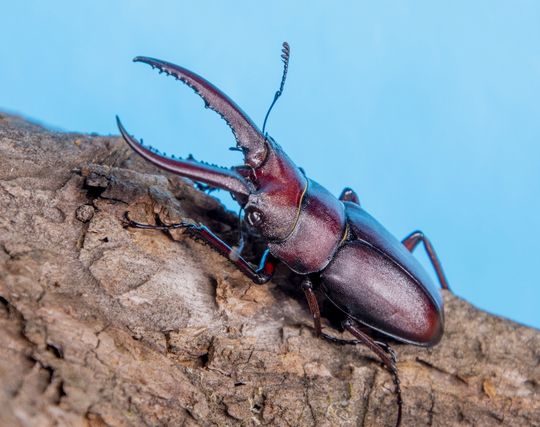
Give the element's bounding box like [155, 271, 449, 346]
[116, 42, 450, 427]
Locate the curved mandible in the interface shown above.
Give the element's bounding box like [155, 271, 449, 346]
[134, 56, 267, 168]
[116, 116, 252, 198]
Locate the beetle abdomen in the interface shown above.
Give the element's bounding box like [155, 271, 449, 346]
[344, 202, 443, 310]
[321, 241, 443, 346]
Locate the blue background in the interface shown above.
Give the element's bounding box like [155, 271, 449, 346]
[1, 2, 539, 328]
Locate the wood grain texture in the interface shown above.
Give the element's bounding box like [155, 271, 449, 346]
[0, 113, 538, 426]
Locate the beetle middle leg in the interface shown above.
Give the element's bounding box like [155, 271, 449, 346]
[123, 213, 277, 284]
[301, 276, 322, 336]
[402, 230, 450, 290]
[301, 278, 383, 345]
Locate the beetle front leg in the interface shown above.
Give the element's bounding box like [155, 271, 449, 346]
[402, 230, 450, 290]
[124, 213, 277, 284]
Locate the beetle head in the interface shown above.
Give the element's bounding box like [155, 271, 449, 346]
[117, 55, 306, 242]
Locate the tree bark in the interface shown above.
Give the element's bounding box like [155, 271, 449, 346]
[0, 113, 538, 427]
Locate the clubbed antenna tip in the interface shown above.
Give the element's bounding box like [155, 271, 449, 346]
[262, 41, 291, 135]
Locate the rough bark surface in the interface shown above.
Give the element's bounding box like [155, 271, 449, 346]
[0, 113, 538, 427]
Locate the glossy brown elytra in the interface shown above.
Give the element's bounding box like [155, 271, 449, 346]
[117, 42, 450, 427]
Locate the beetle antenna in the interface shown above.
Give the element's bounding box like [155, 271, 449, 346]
[262, 41, 290, 135]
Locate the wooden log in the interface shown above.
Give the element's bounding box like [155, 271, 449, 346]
[0, 113, 538, 426]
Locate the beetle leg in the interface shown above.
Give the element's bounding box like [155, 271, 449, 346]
[402, 230, 450, 290]
[342, 318, 403, 427]
[339, 187, 360, 205]
[123, 213, 277, 284]
[300, 278, 382, 345]
[301, 281, 388, 347]
[301, 277, 322, 337]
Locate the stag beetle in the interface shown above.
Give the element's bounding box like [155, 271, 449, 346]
[116, 42, 449, 427]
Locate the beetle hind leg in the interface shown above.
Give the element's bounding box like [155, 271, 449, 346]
[342, 318, 403, 427]
[300, 278, 402, 426]
[402, 230, 450, 290]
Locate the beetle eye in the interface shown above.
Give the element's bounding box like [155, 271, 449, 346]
[246, 209, 263, 227]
